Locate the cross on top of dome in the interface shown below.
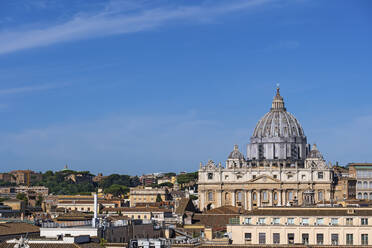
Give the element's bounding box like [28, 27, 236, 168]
[271, 84, 286, 111]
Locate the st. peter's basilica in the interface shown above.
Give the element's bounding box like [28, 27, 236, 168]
[198, 87, 334, 211]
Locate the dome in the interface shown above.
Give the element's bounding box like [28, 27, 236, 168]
[252, 87, 305, 139]
[228, 144, 245, 160]
[308, 144, 323, 159]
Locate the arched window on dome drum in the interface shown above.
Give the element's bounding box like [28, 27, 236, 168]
[358, 193, 362, 199]
[273, 192, 278, 200]
[253, 192, 257, 200]
[364, 193, 368, 200]
[357, 181, 362, 189]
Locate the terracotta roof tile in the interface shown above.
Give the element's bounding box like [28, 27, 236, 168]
[0, 223, 39, 236]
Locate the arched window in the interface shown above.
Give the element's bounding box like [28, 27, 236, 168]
[357, 181, 362, 189]
[358, 193, 362, 199]
[364, 193, 368, 200]
[253, 192, 257, 200]
[370, 182, 372, 189]
[364, 181, 368, 189]
[274, 192, 278, 200]
[225, 192, 229, 200]
[370, 193, 372, 200]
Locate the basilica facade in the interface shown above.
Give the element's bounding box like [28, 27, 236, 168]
[198, 87, 334, 211]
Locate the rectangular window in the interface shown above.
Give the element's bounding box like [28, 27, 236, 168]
[362, 234, 368, 245]
[258, 218, 266, 225]
[244, 218, 251, 225]
[287, 218, 294, 225]
[259, 233, 266, 244]
[316, 218, 324, 225]
[318, 172, 324, 179]
[273, 175, 277, 179]
[272, 217, 280, 225]
[331, 218, 338, 225]
[331, 234, 339, 245]
[207, 173, 213, 180]
[229, 217, 240, 224]
[288, 233, 294, 244]
[288, 191, 293, 200]
[273, 233, 280, 244]
[208, 192, 213, 201]
[316, 234, 324, 245]
[346, 234, 353, 245]
[318, 191, 323, 201]
[302, 233, 309, 245]
[346, 218, 353, 225]
[244, 233, 251, 241]
[301, 218, 309, 225]
[361, 218, 368, 225]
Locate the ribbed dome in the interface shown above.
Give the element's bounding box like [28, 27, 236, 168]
[252, 87, 305, 139]
[308, 144, 323, 159]
[228, 144, 245, 160]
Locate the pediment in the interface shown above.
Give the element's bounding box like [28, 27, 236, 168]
[248, 175, 281, 183]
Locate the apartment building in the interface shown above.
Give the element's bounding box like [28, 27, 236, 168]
[349, 163, 372, 200]
[227, 207, 372, 246]
[129, 187, 170, 207]
[102, 207, 172, 222]
[15, 186, 49, 196]
[56, 195, 119, 212]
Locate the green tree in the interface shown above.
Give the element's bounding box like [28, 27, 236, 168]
[16, 193, 28, 206]
[104, 184, 129, 197]
[99, 238, 107, 247]
[159, 182, 173, 188]
[164, 172, 176, 178]
[177, 172, 198, 184]
[156, 194, 162, 202]
[36, 195, 43, 206]
[189, 195, 198, 200]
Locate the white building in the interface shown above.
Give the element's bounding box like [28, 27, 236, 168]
[198, 87, 334, 211]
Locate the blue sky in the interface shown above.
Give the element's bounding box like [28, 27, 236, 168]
[0, 0, 371, 175]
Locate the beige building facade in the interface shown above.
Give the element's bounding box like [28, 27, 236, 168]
[129, 187, 169, 207]
[349, 163, 372, 200]
[198, 88, 334, 211]
[227, 207, 372, 246]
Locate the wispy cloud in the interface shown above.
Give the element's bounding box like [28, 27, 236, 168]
[0, 111, 250, 174]
[0, 0, 273, 55]
[0, 113, 244, 174]
[0, 83, 67, 95]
